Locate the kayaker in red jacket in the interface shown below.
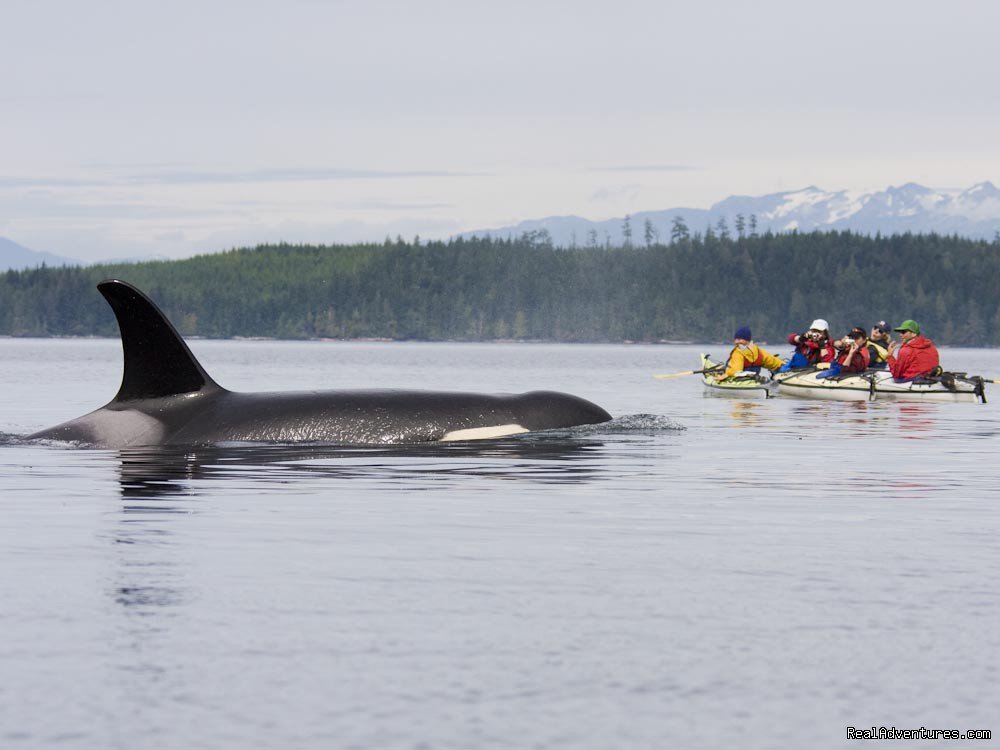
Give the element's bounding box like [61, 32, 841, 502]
[817, 327, 870, 379]
[779, 318, 835, 370]
[836, 327, 872, 373]
[887, 319, 939, 381]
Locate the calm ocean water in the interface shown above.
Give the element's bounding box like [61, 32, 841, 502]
[2, 338, 999, 750]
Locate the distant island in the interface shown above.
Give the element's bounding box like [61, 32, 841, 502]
[1, 231, 998, 346]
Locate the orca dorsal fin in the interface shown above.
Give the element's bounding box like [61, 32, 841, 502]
[98, 279, 223, 401]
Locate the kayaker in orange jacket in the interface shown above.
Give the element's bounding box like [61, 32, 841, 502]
[715, 326, 785, 380]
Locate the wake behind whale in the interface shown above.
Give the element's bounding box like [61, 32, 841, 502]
[28, 280, 612, 448]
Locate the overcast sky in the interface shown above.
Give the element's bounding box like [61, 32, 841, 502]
[3, 0, 999, 261]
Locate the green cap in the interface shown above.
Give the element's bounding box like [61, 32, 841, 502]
[894, 319, 920, 334]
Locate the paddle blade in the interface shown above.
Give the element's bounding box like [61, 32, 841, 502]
[653, 370, 697, 380]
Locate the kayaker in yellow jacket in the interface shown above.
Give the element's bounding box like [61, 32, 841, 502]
[866, 321, 891, 369]
[714, 326, 785, 380]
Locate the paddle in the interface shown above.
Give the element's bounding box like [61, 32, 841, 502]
[653, 366, 724, 380]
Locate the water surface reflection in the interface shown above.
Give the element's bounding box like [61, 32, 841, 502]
[116, 438, 610, 499]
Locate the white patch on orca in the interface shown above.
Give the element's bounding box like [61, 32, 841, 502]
[79, 408, 167, 446]
[440, 423, 529, 442]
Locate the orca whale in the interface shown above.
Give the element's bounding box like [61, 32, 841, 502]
[29, 280, 612, 447]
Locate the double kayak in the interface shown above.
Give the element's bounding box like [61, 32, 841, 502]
[772, 366, 987, 403]
[699, 354, 774, 398]
[694, 355, 986, 403]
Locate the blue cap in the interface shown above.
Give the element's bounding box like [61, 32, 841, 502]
[734, 326, 752, 341]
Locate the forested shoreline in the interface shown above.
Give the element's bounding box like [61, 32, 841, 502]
[2, 231, 999, 346]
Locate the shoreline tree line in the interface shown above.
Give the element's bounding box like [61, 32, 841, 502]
[2, 229, 999, 346]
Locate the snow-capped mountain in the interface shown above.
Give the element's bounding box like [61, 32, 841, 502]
[459, 182, 1000, 246]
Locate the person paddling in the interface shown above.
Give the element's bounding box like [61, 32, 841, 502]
[887, 320, 940, 382]
[713, 326, 784, 381]
[778, 318, 835, 371]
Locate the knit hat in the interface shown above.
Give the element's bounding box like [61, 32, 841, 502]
[809, 319, 829, 331]
[894, 319, 920, 334]
[734, 326, 752, 341]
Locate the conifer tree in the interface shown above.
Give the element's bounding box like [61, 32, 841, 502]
[670, 215, 690, 243]
[643, 218, 656, 247]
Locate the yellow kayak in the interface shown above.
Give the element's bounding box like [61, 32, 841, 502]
[700, 353, 774, 398]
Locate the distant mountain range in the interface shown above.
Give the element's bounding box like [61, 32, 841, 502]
[6, 181, 1000, 270]
[0, 238, 173, 272]
[459, 182, 1000, 246]
[0, 237, 80, 271]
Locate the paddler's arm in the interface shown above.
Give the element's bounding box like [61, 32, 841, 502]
[758, 348, 784, 372]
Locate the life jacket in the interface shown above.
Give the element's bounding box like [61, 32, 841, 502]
[733, 344, 765, 368]
[787, 332, 835, 364]
[866, 338, 889, 364]
[723, 343, 783, 378]
[837, 345, 870, 373]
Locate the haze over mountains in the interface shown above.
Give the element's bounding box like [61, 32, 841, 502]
[0, 238, 172, 272]
[460, 182, 1000, 246]
[0, 237, 80, 271]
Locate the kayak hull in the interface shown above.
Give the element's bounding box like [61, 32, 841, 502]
[773, 369, 982, 403]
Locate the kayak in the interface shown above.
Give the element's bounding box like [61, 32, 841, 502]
[700, 353, 774, 398]
[772, 367, 986, 403]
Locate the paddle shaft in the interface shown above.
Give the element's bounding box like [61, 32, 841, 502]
[654, 366, 724, 380]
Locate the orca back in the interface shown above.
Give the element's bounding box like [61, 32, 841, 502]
[98, 279, 221, 401]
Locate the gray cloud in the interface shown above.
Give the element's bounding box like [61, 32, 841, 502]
[589, 184, 643, 202]
[332, 200, 454, 211]
[0, 167, 486, 191]
[0, 192, 227, 220]
[0, 176, 105, 188]
[125, 167, 487, 185]
[586, 165, 703, 173]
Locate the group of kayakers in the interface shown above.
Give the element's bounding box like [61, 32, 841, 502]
[716, 318, 941, 382]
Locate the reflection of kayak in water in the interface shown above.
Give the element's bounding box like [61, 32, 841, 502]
[772, 367, 986, 403]
[699, 353, 774, 399]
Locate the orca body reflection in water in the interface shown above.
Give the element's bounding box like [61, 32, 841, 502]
[116, 438, 612, 499]
[28, 280, 612, 447]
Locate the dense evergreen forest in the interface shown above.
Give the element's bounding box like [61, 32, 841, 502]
[2, 231, 999, 346]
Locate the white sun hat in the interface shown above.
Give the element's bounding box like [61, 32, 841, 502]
[809, 319, 829, 331]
